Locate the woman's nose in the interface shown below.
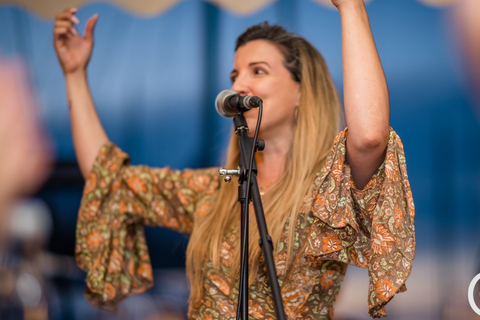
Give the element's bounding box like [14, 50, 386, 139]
[231, 74, 249, 95]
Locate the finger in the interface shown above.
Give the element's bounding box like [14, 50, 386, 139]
[54, 26, 72, 37]
[54, 23, 79, 38]
[71, 15, 80, 24]
[54, 20, 74, 29]
[56, 8, 80, 24]
[54, 29, 77, 42]
[55, 14, 80, 25]
[65, 28, 76, 39]
[54, 20, 80, 38]
[71, 26, 79, 36]
[55, 9, 78, 23]
[83, 14, 98, 42]
[55, 11, 73, 21]
[67, 25, 79, 36]
[54, 27, 70, 38]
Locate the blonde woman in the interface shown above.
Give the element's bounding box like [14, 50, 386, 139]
[54, 0, 415, 318]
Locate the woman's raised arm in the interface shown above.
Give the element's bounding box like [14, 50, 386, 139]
[333, 0, 390, 189]
[54, 8, 108, 179]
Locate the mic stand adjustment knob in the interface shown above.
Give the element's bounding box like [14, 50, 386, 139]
[219, 167, 241, 183]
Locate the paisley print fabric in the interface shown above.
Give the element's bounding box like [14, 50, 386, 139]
[302, 128, 415, 318]
[75, 128, 414, 319]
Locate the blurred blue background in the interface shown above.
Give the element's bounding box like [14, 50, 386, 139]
[1, 0, 480, 319]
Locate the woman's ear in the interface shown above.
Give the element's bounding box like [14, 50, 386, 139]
[295, 85, 301, 107]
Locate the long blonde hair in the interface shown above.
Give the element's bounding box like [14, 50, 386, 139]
[186, 23, 341, 306]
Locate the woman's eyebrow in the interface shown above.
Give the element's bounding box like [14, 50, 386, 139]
[249, 61, 271, 68]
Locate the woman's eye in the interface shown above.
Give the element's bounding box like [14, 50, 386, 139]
[230, 75, 237, 83]
[254, 68, 266, 75]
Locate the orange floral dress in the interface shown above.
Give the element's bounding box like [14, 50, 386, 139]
[75, 128, 415, 319]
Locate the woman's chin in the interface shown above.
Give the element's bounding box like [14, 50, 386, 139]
[243, 117, 257, 129]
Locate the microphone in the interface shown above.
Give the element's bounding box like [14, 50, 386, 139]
[215, 90, 262, 118]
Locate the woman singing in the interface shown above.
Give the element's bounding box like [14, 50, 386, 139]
[54, 0, 415, 318]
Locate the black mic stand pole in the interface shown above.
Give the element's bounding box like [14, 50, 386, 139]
[220, 113, 286, 320]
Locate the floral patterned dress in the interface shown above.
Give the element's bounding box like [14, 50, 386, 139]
[75, 128, 415, 319]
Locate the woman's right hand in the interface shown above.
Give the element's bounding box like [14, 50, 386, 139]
[54, 8, 98, 75]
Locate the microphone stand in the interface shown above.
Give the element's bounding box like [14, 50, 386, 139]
[220, 113, 286, 320]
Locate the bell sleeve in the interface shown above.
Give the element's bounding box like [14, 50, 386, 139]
[302, 128, 415, 318]
[75, 142, 219, 310]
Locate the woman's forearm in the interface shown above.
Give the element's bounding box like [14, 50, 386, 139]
[66, 71, 109, 179]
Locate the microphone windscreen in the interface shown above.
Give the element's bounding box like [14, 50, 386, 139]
[215, 89, 237, 118]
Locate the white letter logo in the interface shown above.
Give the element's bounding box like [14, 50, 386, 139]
[468, 273, 480, 315]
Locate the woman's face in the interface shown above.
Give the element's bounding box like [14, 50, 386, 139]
[230, 39, 300, 139]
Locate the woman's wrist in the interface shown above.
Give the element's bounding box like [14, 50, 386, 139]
[335, 0, 365, 14]
[65, 69, 87, 85]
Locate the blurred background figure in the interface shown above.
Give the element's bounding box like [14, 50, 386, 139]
[0, 60, 52, 229]
[453, 0, 480, 104]
[0, 60, 53, 319]
[449, 1, 480, 319]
